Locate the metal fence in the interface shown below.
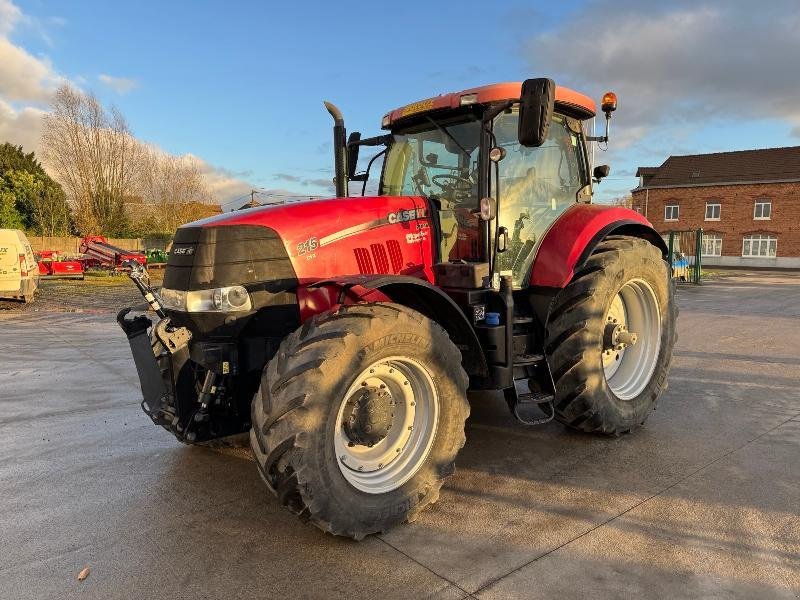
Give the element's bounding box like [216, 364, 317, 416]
[666, 229, 703, 284]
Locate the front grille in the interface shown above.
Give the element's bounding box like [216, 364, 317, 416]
[164, 225, 295, 291]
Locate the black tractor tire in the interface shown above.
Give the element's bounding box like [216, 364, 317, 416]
[545, 236, 677, 435]
[250, 303, 470, 539]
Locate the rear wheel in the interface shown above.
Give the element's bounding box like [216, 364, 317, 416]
[545, 236, 676, 434]
[250, 303, 469, 539]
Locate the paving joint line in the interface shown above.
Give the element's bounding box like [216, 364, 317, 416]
[376, 536, 473, 597]
[471, 409, 800, 596]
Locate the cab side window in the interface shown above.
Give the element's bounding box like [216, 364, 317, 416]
[492, 110, 585, 286]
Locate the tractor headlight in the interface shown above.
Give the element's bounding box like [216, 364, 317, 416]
[160, 286, 252, 312]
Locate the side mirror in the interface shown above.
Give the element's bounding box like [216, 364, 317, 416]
[347, 132, 361, 180]
[518, 78, 555, 148]
[472, 197, 496, 221]
[593, 165, 610, 182]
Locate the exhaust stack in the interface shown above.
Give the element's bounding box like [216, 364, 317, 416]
[324, 101, 348, 198]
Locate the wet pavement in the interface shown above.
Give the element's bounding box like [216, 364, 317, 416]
[0, 272, 798, 599]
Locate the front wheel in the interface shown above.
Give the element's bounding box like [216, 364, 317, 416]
[545, 236, 677, 434]
[250, 303, 469, 539]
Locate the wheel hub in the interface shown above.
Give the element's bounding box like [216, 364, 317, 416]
[342, 385, 395, 447]
[333, 358, 440, 494]
[603, 322, 638, 352]
[601, 279, 662, 400]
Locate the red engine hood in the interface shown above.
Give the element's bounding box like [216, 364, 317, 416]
[185, 196, 438, 283]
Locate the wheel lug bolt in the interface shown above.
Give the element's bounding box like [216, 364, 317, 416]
[403, 381, 408, 385]
[380, 384, 386, 389]
[369, 369, 375, 374]
[361, 382, 367, 386]
[408, 426, 413, 431]
[410, 401, 416, 406]
[389, 369, 394, 373]
[358, 466, 363, 471]
[378, 463, 383, 469]
[396, 448, 401, 453]
[340, 455, 346, 461]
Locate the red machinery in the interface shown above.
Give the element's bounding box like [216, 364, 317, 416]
[79, 236, 146, 270]
[119, 79, 677, 539]
[35, 250, 85, 280]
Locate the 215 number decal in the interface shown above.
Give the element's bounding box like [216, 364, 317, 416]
[296, 237, 318, 255]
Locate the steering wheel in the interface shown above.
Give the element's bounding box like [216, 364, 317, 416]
[431, 174, 473, 192]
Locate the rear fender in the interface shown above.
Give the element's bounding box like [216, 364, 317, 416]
[529, 204, 667, 289]
[299, 275, 488, 377]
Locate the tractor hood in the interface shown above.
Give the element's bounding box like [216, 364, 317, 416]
[165, 195, 436, 291]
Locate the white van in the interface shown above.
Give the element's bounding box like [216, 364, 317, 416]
[0, 229, 39, 303]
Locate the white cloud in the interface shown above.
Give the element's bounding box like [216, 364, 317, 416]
[98, 74, 138, 94]
[0, 99, 46, 151]
[0, 37, 61, 103]
[524, 0, 800, 145]
[0, 0, 21, 36]
[190, 155, 254, 203]
[0, 0, 62, 151]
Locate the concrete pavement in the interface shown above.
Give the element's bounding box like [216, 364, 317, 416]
[1, 273, 798, 599]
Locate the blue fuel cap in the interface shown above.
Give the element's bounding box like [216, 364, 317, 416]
[485, 312, 501, 326]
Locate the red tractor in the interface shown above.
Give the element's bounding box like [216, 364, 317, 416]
[119, 79, 676, 539]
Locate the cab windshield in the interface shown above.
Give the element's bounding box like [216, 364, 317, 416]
[381, 117, 482, 261]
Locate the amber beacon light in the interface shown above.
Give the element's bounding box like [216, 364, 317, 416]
[601, 91, 618, 114]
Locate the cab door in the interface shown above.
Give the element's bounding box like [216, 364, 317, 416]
[490, 110, 589, 287]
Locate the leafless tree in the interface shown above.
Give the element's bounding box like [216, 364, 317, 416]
[41, 84, 140, 235]
[608, 193, 634, 208]
[133, 147, 212, 234]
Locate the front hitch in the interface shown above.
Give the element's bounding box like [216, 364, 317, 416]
[118, 260, 192, 431]
[117, 307, 171, 416]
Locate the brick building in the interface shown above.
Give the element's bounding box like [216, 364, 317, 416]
[631, 146, 800, 268]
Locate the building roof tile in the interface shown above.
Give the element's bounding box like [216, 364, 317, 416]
[637, 146, 800, 188]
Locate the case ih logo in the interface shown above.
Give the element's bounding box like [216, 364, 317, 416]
[387, 207, 426, 224]
[172, 246, 195, 256]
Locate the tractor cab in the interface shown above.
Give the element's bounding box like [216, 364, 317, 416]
[349, 80, 613, 289]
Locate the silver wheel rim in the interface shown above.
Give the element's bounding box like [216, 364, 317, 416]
[334, 356, 439, 494]
[602, 279, 662, 400]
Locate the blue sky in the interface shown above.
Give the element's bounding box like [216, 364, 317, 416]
[3, 0, 799, 208]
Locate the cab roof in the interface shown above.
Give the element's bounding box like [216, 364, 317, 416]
[383, 81, 597, 128]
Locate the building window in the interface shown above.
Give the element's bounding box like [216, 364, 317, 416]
[705, 202, 721, 221]
[742, 234, 777, 258]
[702, 234, 722, 257]
[754, 201, 771, 220]
[665, 204, 679, 221]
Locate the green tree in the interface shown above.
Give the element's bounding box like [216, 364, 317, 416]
[0, 188, 24, 229]
[0, 142, 72, 235]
